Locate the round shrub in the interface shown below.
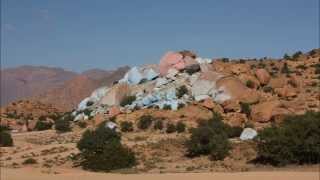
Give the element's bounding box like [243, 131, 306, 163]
[77, 126, 136, 171]
[23, 158, 37, 165]
[256, 111, 320, 166]
[153, 120, 164, 130]
[0, 130, 13, 147]
[186, 112, 231, 160]
[246, 80, 255, 88]
[166, 123, 176, 133]
[120, 121, 134, 132]
[35, 120, 53, 131]
[55, 118, 71, 133]
[137, 115, 153, 130]
[176, 121, 186, 133]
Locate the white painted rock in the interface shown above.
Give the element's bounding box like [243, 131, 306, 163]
[240, 128, 258, 140]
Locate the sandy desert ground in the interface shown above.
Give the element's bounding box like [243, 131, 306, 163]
[1, 167, 319, 180]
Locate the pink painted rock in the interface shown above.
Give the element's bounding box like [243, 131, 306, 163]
[108, 106, 121, 117]
[255, 69, 271, 85]
[159, 52, 184, 76]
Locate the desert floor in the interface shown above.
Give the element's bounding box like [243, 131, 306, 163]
[1, 167, 319, 180]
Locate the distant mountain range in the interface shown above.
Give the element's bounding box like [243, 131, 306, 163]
[1, 65, 129, 111]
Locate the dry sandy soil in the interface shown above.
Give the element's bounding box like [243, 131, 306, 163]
[1, 167, 319, 180]
[1, 129, 319, 180]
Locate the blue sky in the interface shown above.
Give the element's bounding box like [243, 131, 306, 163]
[1, 0, 319, 72]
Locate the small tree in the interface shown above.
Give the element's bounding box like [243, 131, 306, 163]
[176, 121, 186, 133]
[120, 121, 134, 132]
[77, 126, 136, 171]
[137, 115, 153, 130]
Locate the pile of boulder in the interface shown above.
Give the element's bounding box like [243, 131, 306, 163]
[73, 50, 242, 120]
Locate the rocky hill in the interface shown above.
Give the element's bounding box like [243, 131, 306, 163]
[0, 66, 77, 106]
[71, 49, 319, 130]
[1, 66, 129, 110]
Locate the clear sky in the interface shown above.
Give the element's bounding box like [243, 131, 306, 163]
[1, 0, 319, 72]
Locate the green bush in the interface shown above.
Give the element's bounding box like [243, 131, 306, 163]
[120, 96, 136, 107]
[120, 121, 134, 132]
[166, 123, 176, 133]
[176, 85, 188, 98]
[55, 118, 71, 132]
[153, 120, 164, 130]
[22, 158, 37, 165]
[240, 102, 251, 117]
[255, 111, 320, 166]
[0, 130, 13, 147]
[77, 126, 136, 171]
[176, 121, 186, 133]
[137, 115, 153, 130]
[246, 80, 255, 88]
[35, 120, 53, 131]
[186, 112, 231, 160]
[163, 104, 172, 110]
